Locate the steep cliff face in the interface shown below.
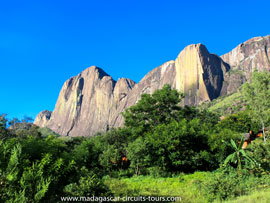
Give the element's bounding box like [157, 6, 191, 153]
[35, 43, 230, 136]
[221, 35, 270, 94]
[39, 66, 135, 137]
[175, 44, 229, 105]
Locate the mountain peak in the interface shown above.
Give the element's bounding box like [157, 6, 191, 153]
[221, 34, 270, 81]
[34, 36, 270, 136]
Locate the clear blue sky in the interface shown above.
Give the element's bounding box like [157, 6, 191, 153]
[1, 0, 269, 120]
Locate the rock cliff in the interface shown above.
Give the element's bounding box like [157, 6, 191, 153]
[35, 67, 135, 137]
[34, 110, 52, 128]
[175, 44, 229, 105]
[221, 35, 270, 94]
[34, 35, 270, 136]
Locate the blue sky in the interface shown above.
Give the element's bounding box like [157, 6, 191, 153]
[1, 0, 270, 120]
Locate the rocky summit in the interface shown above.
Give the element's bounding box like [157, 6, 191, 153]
[34, 35, 270, 137]
[221, 35, 270, 94]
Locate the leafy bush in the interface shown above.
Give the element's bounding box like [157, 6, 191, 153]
[216, 110, 260, 133]
[201, 168, 270, 202]
[0, 135, 110, 202]
[247, 139, 270, 173]
[64, 166, 111, 196]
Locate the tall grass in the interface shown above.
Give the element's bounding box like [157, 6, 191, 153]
[104, 172, 270, 203]
[224, 188, 270, 203]
[104, 172, 211, 203]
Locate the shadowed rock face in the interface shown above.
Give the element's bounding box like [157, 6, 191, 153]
[35, 35, 270, 136]
[221, 35, 270, 94]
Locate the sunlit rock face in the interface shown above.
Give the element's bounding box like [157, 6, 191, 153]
[38, 66, 135, 137]
[34, 45, 229, 136]
[35, 35, 270, 136]
[175, 44, 229, 105]
[221, 35, 270, 94]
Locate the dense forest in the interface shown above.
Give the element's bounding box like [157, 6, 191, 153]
[1, 71, 270, 202]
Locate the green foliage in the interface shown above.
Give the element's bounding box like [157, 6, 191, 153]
[126, 137, 148, 176]
[201, 169, 270, 202]
[208, 129, 240, 165]
[0, 143, 51, 202]
[3, 83, 270, 202]
[0, 135, 109, 202]
[99, 145, 121, 172]
[71, 138, 100, 169]
[242, 71, 270, 142]
[202, 170, 248, 202]
[143, 119, 213, 173]
[122, 84, 185, 137]
[224, 138, 257, 173]
[202, 92, 243, 116]
[38, 127, 60, 138]
[6, 144, 21, 182]
[224, 188, 270, 203]
[247, 139, 270, 172]
[0, 114, 10, 140]
[64, 166, 110, 196]
[216, 110, 260, 133]
[121, 85, 220, 174]
[19, 157, 52, 202]
[98, 128, 130, 173]
[105, 172, 210, 203]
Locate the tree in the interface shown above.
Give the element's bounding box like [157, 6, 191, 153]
[126, 137, 148, 176]
[246, 139, 270, 172]
[215, 110, 260, 133]
[8, 118, 19, 129]
[0, 114, 10, 140]
[141, 118, 213, 173]
[99, 145, 121, 173]
[0, 143, 52, 202]
[242, 71, 270, 143]
[122, 84, 185, 137]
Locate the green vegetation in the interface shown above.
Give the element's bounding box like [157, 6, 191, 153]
[215, 110, 260, 133]
[228, 69, 244, 77]
[104, 172, 209, 203]
[38, 127, 60, 137]
[2, 72, 270, 202]
[203, 91, 243, 116]
[242, 70, 270, 142]
[224, 188, 270, 203]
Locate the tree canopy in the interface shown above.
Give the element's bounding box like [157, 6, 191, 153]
[122, 84, 185, 136]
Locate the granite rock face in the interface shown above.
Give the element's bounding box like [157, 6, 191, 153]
[221, 35, 270, 94]
[175, 44, 229, 105]
[39, 67, 135, 137]
[34, 110, 52, 128]
[35, 35, 270, 136]
[35, 43, 229, 136]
